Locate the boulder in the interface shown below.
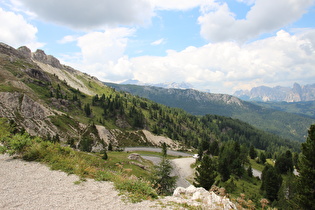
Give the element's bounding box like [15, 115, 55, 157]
[128, 153, 142, 162]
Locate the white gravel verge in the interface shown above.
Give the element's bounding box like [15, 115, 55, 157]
[0, 154, 159, 210]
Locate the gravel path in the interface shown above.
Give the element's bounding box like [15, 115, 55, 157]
[141, 156, 196, 188]
[125, 147, 191, 157]
[171, 158, 196, 188]
[0, 154, 159, 210]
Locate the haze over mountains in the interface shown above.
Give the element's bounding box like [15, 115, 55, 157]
[121, 80, 194, 90]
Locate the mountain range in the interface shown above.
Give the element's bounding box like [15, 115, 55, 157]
[0, 42, 306, 153]
[121, 79, 194, 90]
[234, 83, 315, 102]
[105, 83, 315, 142]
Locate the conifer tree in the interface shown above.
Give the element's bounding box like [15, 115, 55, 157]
[102, 150, 108, 160]
[297, 124, 315, 209]
[161, 142, 167, 157]
[152, 157, 177, 195]
[247, 165, 253, 177]
[261, 164, 282, 202]
[249, 145, 257, 159]
[194, 155, 217, 190]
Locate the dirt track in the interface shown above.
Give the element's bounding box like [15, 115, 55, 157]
[0, 154, 159, 210]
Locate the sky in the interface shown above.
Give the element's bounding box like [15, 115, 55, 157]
[0, 0, 315, 94]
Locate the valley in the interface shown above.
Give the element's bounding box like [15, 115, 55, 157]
[0, 42, 314, 209]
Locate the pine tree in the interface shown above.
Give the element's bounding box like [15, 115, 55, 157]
[260, 152, 266, 164]
[297, 124, 315, 209]
[247, 164, 253, 177]
[249, 145, 257, 159]
[108, 142, 113, 151]
[152, 157, 177, 195]
[194, 155, 217, 190]
[261, 164, 282, 202]
[275, 150, 293, 174]
[102, 150, 108, 160]
[209, 140, 219, 156]
[161, 142, 167, 157]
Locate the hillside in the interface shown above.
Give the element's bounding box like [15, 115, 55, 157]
[105, 83, 315, 142]
[253, 101, 315, 119]
[0, 42, 300, 153]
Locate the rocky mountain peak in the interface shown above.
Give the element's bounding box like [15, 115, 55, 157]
[17, 46, 32, 59]
[0, 43, 30, 60]
[32, 49, 63, 69]
[0, 43, 63, 70]
[234, 83, 315, 102]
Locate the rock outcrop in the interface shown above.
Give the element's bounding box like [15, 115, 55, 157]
[32, 49, 63, 69]
[0, 92, 57, 137]
[163, 185, 237, 209]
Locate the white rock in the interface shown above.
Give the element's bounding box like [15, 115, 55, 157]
[185, 185, 197, 195]
[173, 187, 186, 197]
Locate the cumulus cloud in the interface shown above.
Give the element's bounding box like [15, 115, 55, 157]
[150, 0, 209, 10]
[83, 29, 315, 94]
[198, 0, 315, 42]
[16, 0, 154, 29]
[0, 7, 43, 49]
[66, 27, 135, 81]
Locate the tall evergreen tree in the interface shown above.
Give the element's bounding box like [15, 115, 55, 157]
[194, 155, 217, 190]
[275, 150, 293, 174]
[152, 157, 177, 195]
[297, 124, 315, 209]
[161, 142, 167, 157]
[249, 145, 257, 159]
[209, 140, 219, 156]
[259, 152, 266, 164]
[261, 164, 282, 202]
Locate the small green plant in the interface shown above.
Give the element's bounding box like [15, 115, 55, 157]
[115, 177, 158, 202]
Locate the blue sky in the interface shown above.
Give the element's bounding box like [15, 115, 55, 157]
[0, 0, 315, 94]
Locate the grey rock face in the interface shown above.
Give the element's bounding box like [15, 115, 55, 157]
[32, 49, 63, 69]
[17, 46, 32, 59]
[234, 83, 315, 102]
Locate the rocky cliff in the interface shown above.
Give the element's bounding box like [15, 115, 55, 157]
[234, 83, 315, 102]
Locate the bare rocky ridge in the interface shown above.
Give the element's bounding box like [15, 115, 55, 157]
[0, 43, 182, 152]
[234, 83, 315, 102]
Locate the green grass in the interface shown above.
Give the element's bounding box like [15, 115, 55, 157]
[249, 158, 265, 172]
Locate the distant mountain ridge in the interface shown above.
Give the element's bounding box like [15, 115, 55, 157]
[234, 83, 315, 102]
[105, 82, 315, 142]
[121, 79, 193, 90]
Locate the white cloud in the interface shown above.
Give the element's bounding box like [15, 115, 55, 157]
[236, 0, 255, 5]
[198, 0, 315, 42]
[66, 27, 135, 81]
[15, 0, 154, 29]
[86, 29, 315, 94]
[150, 0, 210, 11]
[151, 38, 165, 46]
[58, 35, 78, 44]
[0, 7, 43, 49]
